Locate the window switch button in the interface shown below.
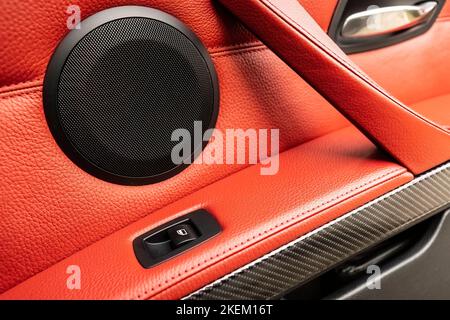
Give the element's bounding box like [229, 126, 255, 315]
[134, 210, 221, 268]
[167, 223, 198, 248]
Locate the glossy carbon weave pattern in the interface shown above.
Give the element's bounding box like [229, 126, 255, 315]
[187, 163, 450, 300]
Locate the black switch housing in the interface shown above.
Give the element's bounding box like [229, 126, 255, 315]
[133, 210, 221, 268]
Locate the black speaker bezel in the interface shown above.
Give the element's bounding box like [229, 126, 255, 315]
[44, 6, 219, 185]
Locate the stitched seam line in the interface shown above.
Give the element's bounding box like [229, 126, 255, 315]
[209, 41, 263, 54]
[0, 82, 42, 98]
[262, 0, 377, 87]
[207, 40, 261, 51]
[0, 78, 43, 93]
[212, 45, 268, 58]
[262, 0, 383, 91]
[211, 44, 266, 57]
[0, 42, 260, 91]
[261, 0, 449, 133]
[139, 167, 406, 299]
[0, 86, 42, 101]
[0, 44, 267, 93]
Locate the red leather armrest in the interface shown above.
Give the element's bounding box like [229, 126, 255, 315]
[217, 0, 450, 174]
[1, 127, 412, 299]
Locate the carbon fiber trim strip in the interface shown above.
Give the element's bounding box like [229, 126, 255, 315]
[187, 163, 450, 300]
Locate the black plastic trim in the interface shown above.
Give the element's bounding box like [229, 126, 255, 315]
[328, 0, 446, 54]
[328, 210, 450, 299]
[133, 210, 221, 268]
[43, 6, 220, 185]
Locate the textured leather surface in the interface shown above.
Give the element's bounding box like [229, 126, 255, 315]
[217, 0, 450, 174]
[1, 126, 412, 300]
[0, 43, 349, 293]
[350, 19, 450, 106]
[438, 1, 450, 18]
[411, 94, 450, 131]
[0, 0, 252, 88]
[297, 0, 338, 31]
[0, 0, 448, 297]
[0, 0, 336, 88]
[343, 1, 450, 107]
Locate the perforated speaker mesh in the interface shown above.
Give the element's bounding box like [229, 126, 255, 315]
[44, 7, 219, 185]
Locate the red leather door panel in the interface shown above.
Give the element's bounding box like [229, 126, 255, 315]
[351, 8, 450, 107]
[0, 0, 350, 294]
[0, 0, 448, 298]
[1, 127, 412, 299]
[216, 0, 450, 174]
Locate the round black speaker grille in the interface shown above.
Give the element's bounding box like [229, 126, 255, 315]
[44, 7, 219, 185]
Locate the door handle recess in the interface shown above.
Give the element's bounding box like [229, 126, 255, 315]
[342, 2, 438, 40]
[216, 0, 450, 174]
